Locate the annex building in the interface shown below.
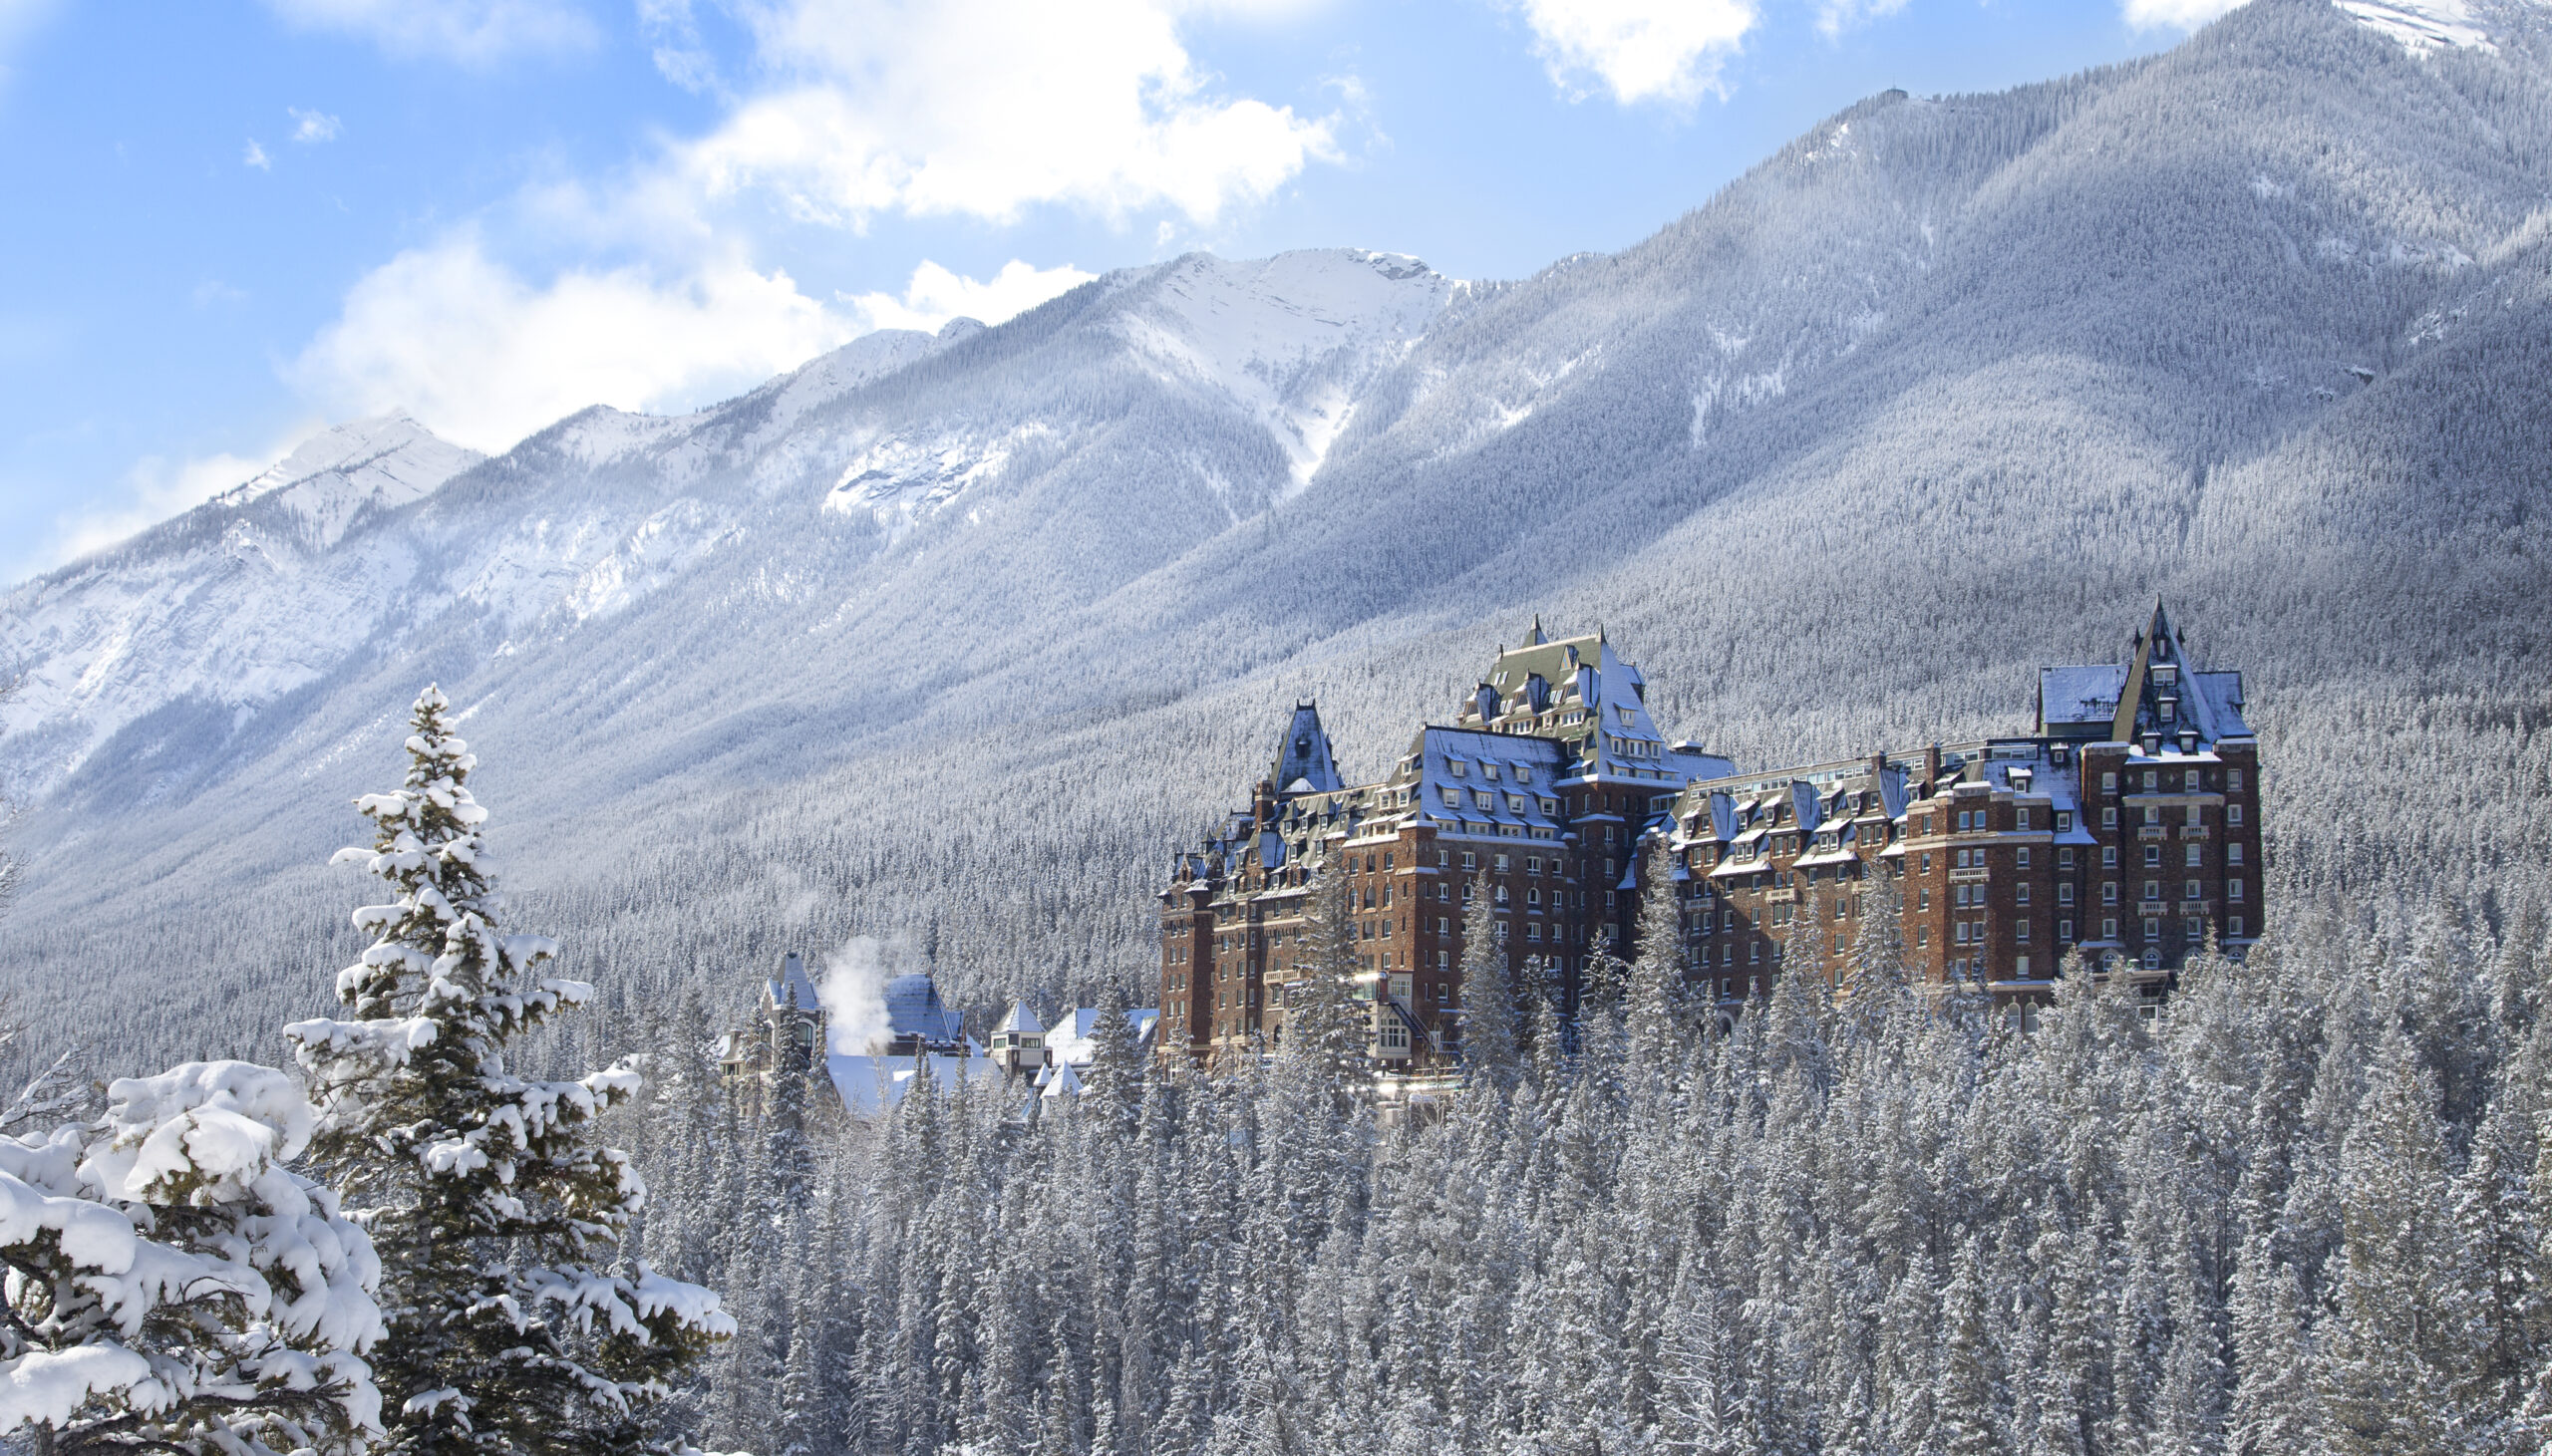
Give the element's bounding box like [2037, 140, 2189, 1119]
[1157, 603, 2260, 1066]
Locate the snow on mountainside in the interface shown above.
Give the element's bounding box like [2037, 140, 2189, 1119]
[210, 411, 481, 547]
[0, 414, 480, 804]
[8, 0, 2552, 1068]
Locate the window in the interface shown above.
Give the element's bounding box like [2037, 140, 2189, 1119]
[2144, 880, 2160, 901]
[1438, 850, 1451, 868]
[1916, 928, 1928, 946]
[2227, 804, 2244, 825]
[1525, 856, 1541, 874]
[1920, 853, 1933, 873]
[1526, 924, 1542, 941]
[1956, 810, 1971, 831]
[1438, 786, 1458, 806]
[1461, 852, 1478, 870]
[2228, 843, 2245, 865]
[2143, 806, 2161, 826]
[1436, 917, 1449, 935]
[2102, 807, 2119, 828]
[1383, 853, 1394, 871]
[2017, 884, 2032, 906]
[2017, 847, 2032, 869]
[2102, 882, 2118, 905]
[2228, 880, 2245, 902]
[2144, 918, 2161, 940]
[2144, 846, 2162, 868]
[1918, 889, 1931, 910]
[2015, 955, 2031, 978]
[2017, 809, 2032, 830]
[2060, 920, 2074, 942]
[2016, 921, 2032, 943]
[1541, 798, 1558, 815]
[1450, 760, 1466, 777]
[2184, 879, 2201, 901]
[1508, 794, 1528, 812]
[2102, 917, 2118, 939]
[2143, 771, 2158, 790]
[1483, 763, 1501, 781]
[1723, 947, 1734, 966]
[1514, 765, 1531, 784]
[2102, 772, 2118, 792]
[2057, 811, 2074, 833]
[1473, 789, 1494, 809]
[1955, 922, 1970, 944]
[1750, 943, 1760, 963]
[2228, 769, 2244, 790]
[1526, 887, 1541, 906]
[2230, 916, 2245, 937]
[2059, 883, 2074, 906]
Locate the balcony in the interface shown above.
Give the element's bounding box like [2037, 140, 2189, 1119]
[2179, 825, 2212, 840]
[2137, 826, 2169, 841]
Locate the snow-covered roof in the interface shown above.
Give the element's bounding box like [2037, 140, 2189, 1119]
[1041, 1061, 1085, 1099]
[823, 1051, 999, 1116]
[994, 1002, 1044, 1036]
[884, 973, 965, 1046]
[1271, 702, 1344, 797]
[766, 952, 821, 1014]
[2040, 666, 2128, 728]
[1048, 1007, 1161, 1066]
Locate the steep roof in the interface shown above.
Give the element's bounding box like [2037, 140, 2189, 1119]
[766, 951, 821, 1014]
[1271, 702, 1345, 796]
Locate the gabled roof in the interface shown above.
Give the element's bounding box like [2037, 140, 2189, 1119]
[995, 1002, 1044, 1036]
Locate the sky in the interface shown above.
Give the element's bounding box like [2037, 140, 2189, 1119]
[0, 0, 2241, 584]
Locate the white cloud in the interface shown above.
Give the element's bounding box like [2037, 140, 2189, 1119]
[679, 0, 1338, 226]
[1515, 0, 1756, 107]
[843, 259, 1097, 334]
[289, 107, 342, 143]
[1815, 0, 1907, 38]
[243, 140, 271, 170]
[288, 233, 859, 452]
[43, 437, 304, 569]
[262, 0, 597, 64]
[2121, 0, 2245, 26]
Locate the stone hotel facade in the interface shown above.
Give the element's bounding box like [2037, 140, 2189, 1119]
[1158, 604, 2259, 1065]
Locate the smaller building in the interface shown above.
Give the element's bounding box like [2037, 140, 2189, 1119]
[720, 957, 1158, 1118]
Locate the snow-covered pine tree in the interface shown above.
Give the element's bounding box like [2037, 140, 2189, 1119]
[1458, 875, 1519, 1085]
[1284, 857, 1371, 1091]
[0, 1060, 384, 1455]
[284, 685, 734, 1455]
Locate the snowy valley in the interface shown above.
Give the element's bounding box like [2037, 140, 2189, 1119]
[5, 0, 2552, 1446]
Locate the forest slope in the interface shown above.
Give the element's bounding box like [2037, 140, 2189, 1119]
[4, 0, 2551, 1065]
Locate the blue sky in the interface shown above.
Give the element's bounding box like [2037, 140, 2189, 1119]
[0, 0, 2234, 583]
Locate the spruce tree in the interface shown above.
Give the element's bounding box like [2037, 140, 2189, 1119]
[285, 686, 734, 1454]
[1458, 874, 1519, 1085]
[1285, 858, 1371, 1092]
[0, 1061, 384, 1455]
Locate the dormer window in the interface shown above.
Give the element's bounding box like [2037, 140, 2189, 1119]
[1449, 760, 1467, 777]
[1483, 763, 1501, 781]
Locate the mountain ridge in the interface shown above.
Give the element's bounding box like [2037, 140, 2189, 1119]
[5, 0, 2552, 1067]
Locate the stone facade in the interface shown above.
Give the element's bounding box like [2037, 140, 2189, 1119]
[1159, 604, 2261, 1062]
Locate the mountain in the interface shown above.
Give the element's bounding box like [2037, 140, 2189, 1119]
[5, 0, 2552, 1067]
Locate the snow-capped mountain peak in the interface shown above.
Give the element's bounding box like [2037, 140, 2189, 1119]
[1109, 248, 1460, 488]
[215, 411, 482, 547]
[2334, 0, 2524, 51]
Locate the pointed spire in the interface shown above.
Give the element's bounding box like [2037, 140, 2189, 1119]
[1524, 615, 1545, 646]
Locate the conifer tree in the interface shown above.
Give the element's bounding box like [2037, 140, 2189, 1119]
[285, 686, 734, 1454]
[1284, 858, 1371, 1091]
[0, 1061, 384, 1455]
[1459, 875, 1519, 1085]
